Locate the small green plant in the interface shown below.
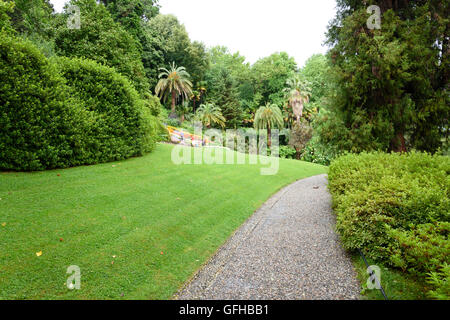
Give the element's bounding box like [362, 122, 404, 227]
[279, 146, 296, 159]
[426, 264, 450, 300]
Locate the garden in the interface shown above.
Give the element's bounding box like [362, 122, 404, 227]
[0, 0, 449, 300]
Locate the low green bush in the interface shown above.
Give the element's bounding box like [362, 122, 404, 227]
[301, 137, 337, 166]
[387, 222, 449, 277]
[328, 152, 450, 299]
[279, 145, 296, 159]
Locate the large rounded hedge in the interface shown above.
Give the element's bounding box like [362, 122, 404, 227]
[56, 57, 157, 164]
[0, 34, 90, 171]
[0, 34, 157, 171]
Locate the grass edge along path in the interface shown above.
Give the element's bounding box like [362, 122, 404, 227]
[0, 143, 326, 299]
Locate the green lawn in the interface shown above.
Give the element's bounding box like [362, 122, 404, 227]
[0, 143, 326, 299]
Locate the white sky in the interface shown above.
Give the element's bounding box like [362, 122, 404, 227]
[50, 0, 337, 67]
[50, 0, 67, 12]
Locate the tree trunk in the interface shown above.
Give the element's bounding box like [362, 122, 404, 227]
[295, 147, 301, 160]
[267, 125, 272, 148]
[170, 90, 176, 117]
[299, 101, 303, 122]
[390, 131, 407, 152]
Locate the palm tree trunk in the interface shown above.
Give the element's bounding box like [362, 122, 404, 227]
[297, 101, 303, 124]
[171, 90, 176, 116]
[267, 125, 272, 148]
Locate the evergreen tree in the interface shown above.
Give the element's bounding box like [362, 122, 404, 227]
[54, 0, 150, 96]
[208, 67, 243, 129]
[99, 0, 163, 89]
[323, 0, 449, 153]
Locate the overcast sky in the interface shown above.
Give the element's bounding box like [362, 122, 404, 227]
[50, 0, 337, 67]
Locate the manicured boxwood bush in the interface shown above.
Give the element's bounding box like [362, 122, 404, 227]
[0, 34, 91, 171]
[0, 34, 158, 171]
[55, 56, 158, 164]
[328, 152, 450, 298]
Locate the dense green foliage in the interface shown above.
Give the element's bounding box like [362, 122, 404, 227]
[328, 152, 450, 298]
[3, 0, 447, 169]
[203, 48, 300, 129]
[322, 0, 449, 153]
[0, 34, 89, 171]
[57, 57, 158, 163]
[147, 14, 209, 85]
[0, 0, 15, 34]
[100, 0, 163, 89]
[252, 52, 298, 108]
[7, 0, 55, 55]
[54, 0, 149, 96]
[0, 32, 157, 171]
[1, 0, 162, 171]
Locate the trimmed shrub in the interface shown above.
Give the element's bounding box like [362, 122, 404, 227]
[328, 152, 450, 298]
[387, 222, 450, 277]
[0, 34, 91, 171]
[55, 56, 157, 163]
[387, 222, 449, 299]
[0, 35, 158, 171]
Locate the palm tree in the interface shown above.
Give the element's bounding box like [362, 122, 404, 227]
[284, 75, 312, 124]
[155, 62, 193, 118]
[196, 103, 226, 129]
[254, 103, 284, 147]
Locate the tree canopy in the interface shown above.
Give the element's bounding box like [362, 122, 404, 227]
[321, 0, 449, 153]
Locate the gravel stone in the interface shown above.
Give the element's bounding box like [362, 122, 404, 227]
[175, 174, 361, 300]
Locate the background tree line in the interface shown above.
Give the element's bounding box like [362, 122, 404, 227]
[1, 0, 448, 169]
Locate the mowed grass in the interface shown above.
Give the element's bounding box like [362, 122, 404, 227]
[0, 143, 326, 299]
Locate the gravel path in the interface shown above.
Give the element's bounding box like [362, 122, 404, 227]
[175, 174, 360, 300]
